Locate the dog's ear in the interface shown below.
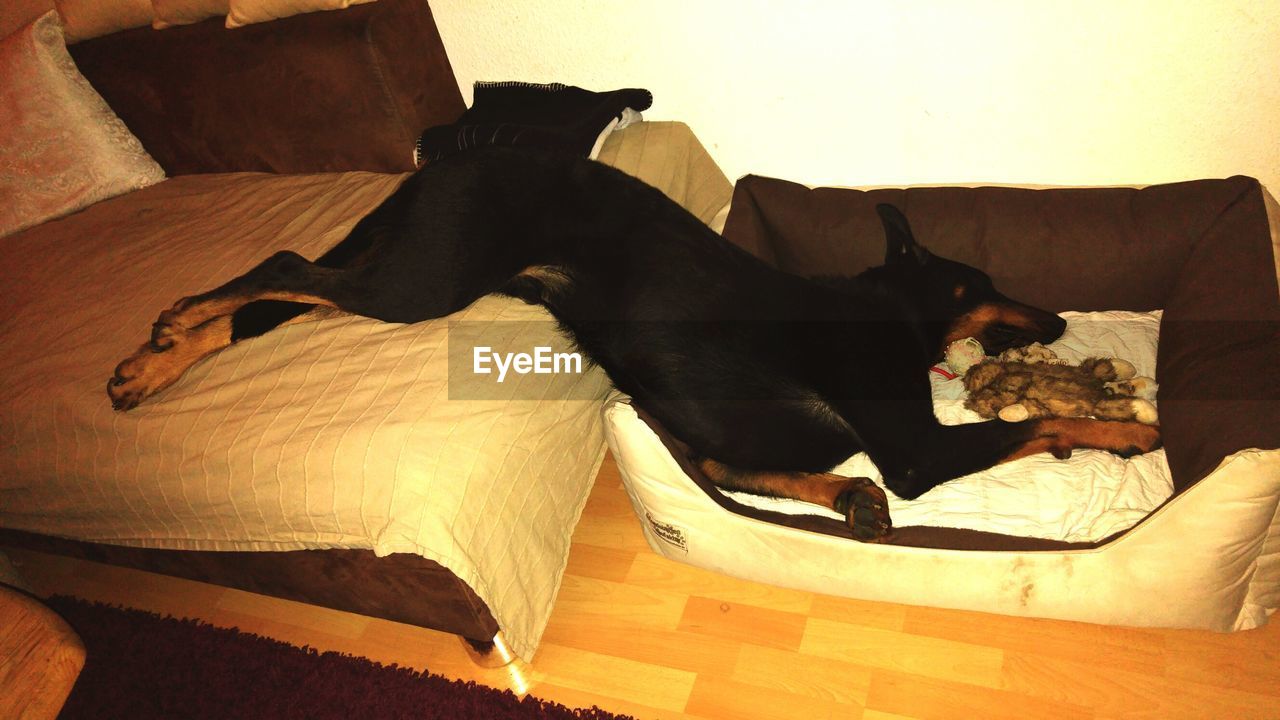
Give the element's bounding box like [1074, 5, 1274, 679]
[876, 203, 931, 267]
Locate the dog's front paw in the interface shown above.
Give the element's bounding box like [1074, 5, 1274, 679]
[1111, 422, 1162, 457]
[835, 477, 893, 543]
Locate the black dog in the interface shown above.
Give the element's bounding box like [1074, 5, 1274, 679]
[108, 147, 1161, 541]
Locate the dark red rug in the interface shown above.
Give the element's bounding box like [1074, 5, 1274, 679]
[46, 595, 634, 720]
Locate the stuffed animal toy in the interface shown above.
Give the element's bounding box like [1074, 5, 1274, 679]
[945, 339, 1159, 424]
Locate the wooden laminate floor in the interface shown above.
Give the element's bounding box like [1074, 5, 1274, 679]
[7, 453, 1279, 719]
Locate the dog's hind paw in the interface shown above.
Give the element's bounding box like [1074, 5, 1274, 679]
[107, 314, 233, 411]
[108, 339, 182, 411]
[108, 347, 158, 411]
[149, 319, 179, 351]
[835, 477, 894, 543]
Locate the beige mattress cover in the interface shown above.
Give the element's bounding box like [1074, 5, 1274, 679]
[0, 121, 732, 660]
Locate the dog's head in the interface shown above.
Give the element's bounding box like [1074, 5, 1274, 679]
[865, 203, 1066, 356]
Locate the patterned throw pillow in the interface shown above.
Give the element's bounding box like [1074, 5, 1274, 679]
[225, 0, 375, 29]
[0, 11, 165, 238]
[53, 0, 153, 43]
[151, 0, 230, 29]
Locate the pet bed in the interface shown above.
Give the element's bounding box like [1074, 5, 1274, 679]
[605, 174, 1280, 631]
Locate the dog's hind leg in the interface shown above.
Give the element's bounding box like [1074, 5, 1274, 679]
[227, 301, 339, 342]
[697, 458, 894, 542]
[108, 251, 373, 411]
[152, 250, 362, 333]
[226, 215, 401, 342]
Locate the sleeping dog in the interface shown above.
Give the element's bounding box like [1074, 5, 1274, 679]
[108, 147, 1160, 541]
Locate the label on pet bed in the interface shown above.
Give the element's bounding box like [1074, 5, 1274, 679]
[646, 512, 689, 553]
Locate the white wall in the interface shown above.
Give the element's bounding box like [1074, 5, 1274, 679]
[431, 1, 1280, 191]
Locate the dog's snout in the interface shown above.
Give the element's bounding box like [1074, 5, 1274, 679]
[1039, 313, 1068, 342]
[997, 294, 1066, 344]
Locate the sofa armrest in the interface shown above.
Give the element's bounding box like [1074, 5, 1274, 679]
[1157, 177, 1280, 489]
[596, 122, 732, 227]
[67, 0, 464, 175]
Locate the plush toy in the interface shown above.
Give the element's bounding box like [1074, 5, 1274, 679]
[946, 339, 1159, 424]
[942, 337, 987, 376]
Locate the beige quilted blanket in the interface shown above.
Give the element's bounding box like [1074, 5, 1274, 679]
[0, 122, 732, 660]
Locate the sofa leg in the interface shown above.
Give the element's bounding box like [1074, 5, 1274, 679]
[460, 631, 515, 668]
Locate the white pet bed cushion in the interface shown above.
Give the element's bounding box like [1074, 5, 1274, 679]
[713, 310, 1169, 544]
[607, 400, 1277, 629]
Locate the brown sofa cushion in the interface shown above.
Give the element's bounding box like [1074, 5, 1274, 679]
[721, 175, 1280, 493]
[67, 0, 464, 174]
[225, 0, 374, 28]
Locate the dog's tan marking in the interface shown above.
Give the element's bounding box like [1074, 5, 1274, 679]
[943, 304, 1001, 347]
[697, 458, 893, 542]
[108, 315, 234, 411]
[698, 459, 851, 507]
[1001, 418, 1161, 463]
[162, 291, 340, 334]
[514, 265, 575, 302]
[943, 302, 1057, 348]
[292, 305, 351, 323]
